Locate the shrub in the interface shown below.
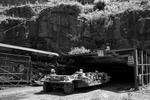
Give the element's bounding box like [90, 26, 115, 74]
[68, 46, 90, 55]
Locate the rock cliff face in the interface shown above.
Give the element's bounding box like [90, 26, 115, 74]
[0, 6, 37, 48]
[37, 3, 82, 52]
[80, 9, 150, 50]
[0, 1, 150, 54]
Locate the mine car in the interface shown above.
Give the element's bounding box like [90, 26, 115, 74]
[41, 71, 111, 94]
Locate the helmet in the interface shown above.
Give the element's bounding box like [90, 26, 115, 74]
[51, 69, 56, 73]
[79, 69, 83, 72]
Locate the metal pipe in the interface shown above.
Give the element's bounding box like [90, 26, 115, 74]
[0, 43, 59, 56]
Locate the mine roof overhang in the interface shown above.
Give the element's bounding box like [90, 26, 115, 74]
[56, 53, 127, 67]
[56, 48, 150, 67]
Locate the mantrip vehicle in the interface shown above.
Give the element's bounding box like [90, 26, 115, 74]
[41, 71, 111, 94]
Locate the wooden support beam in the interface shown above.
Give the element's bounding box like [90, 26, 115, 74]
[134, 49, 139, 90]
[149, 58, 150, 84]
[147, 57, 149, 84]
[146, 54, 148, 84]
[137, 64, 150, 66]
[137, 73, 150, 76]
[141, 50, 144, 85]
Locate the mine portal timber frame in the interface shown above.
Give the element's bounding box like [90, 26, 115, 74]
[110, 48, 150, 90]
[134, 48, 150, 89]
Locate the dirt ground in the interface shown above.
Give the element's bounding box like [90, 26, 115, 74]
[0, 82, 150, 100]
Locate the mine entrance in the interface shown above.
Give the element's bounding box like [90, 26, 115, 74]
[56, 48, 150, 90]
[111, 48, 150, 89]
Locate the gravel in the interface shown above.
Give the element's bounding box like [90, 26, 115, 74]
[0, 83, 150, 100]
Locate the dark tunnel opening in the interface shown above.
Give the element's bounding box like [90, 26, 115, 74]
[56, 54, 136, 89]
[62, 63, 135, 83]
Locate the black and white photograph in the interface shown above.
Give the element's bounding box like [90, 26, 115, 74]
[0, 0, 150, 100]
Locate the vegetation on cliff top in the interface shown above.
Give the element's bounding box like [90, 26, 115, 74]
[80, 1, 150, 21]
[1, 0, 150, 22]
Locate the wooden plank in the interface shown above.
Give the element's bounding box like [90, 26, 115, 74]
[141, 51, 144, 85]
[0, 59, 30, 63]
[149, 58, 150, 83]
[0, 80, 29, 82]
[147, 57, 149, 84]
[148, 58, 149, 84]
[137, 64, 150, 66]
[149, 57, 150, 84]
[134, 49, 139, 90]
[41, 80, 72, 84]
[0, 52, 30, 60]
[107, 48, 135, 52]
[0, 73, 23, 74]
[138, 73, 150, 76]
[146, 54, 148, 84]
